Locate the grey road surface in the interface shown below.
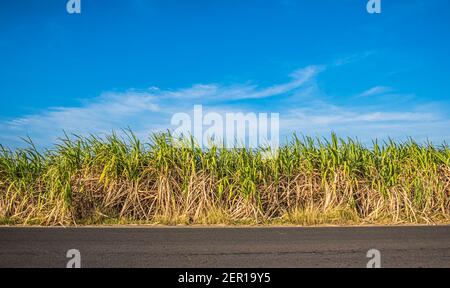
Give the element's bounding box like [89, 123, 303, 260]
[0, 226, 449, 268]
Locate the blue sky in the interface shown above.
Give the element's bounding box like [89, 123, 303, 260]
[1, 0, 449, 147]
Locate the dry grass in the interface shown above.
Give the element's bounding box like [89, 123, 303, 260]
[0, 132, 449, 226]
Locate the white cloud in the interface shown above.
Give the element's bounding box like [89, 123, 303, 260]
[0, 66, 319, 147]
[1, 91, 164, 147]
[162, 65, 322, 101]
[0, 64, 448, 148]
[239, 66, 323, 99]
[333, 51, 374, 67]
[281, 103, 446, 143]
[359, 86, 393, 97]
[287, 110, 435, 125]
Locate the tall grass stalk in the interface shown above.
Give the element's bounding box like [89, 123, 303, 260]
[0, 132, 449, 225]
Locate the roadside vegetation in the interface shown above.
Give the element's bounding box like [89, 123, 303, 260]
[0, 132, 449, 226]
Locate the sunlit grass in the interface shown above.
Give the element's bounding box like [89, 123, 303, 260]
[0, 131, 449, 226]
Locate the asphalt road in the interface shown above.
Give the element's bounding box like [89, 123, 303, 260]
[0, 226, 449, 268]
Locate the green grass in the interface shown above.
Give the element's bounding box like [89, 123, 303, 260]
[0, 131, 449, 226]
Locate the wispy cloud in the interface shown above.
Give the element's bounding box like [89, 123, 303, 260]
[359, 86, 394, 97]
[282, 104, 447, 143]
[333, 51, 374, 67]
[0, 66, 320, 147]
[2, 91, 164, 147]
[164, 65, 322, 101]
[0, 63, 448, 148]
[286, 110, 435, 126]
